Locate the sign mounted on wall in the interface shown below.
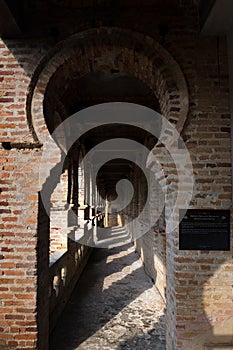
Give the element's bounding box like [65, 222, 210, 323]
[179, 209, 230, 251]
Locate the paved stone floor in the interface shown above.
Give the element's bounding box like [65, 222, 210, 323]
[50, 243, 166, 350]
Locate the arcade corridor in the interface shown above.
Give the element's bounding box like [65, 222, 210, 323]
[0, 1, 233, 349]
[49, 243, 166, 350]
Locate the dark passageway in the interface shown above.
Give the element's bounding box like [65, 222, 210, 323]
[49, 243, 166, 350]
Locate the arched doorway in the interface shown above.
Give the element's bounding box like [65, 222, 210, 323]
[29, 27, 189, 349]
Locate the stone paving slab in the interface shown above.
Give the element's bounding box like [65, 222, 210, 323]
[50, 243, 166, 350]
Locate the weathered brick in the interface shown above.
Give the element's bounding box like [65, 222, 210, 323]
[0, 4, 232, 350]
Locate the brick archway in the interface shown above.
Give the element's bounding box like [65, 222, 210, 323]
[28, 27, 189, 144]
[30, 27, 190, 349]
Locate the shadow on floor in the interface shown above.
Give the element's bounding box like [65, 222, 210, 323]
[116, 313, 166, 350]
[49, 243, 166, 350]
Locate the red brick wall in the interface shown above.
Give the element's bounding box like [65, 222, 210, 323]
[50, 169, 69, 254]
[0, 2, 232, 349]
[0, 148, 41, 349]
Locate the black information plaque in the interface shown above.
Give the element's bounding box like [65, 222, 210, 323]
[179, 209, 230, 250]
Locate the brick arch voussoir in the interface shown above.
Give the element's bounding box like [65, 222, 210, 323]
[29, 27, 189, 145]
